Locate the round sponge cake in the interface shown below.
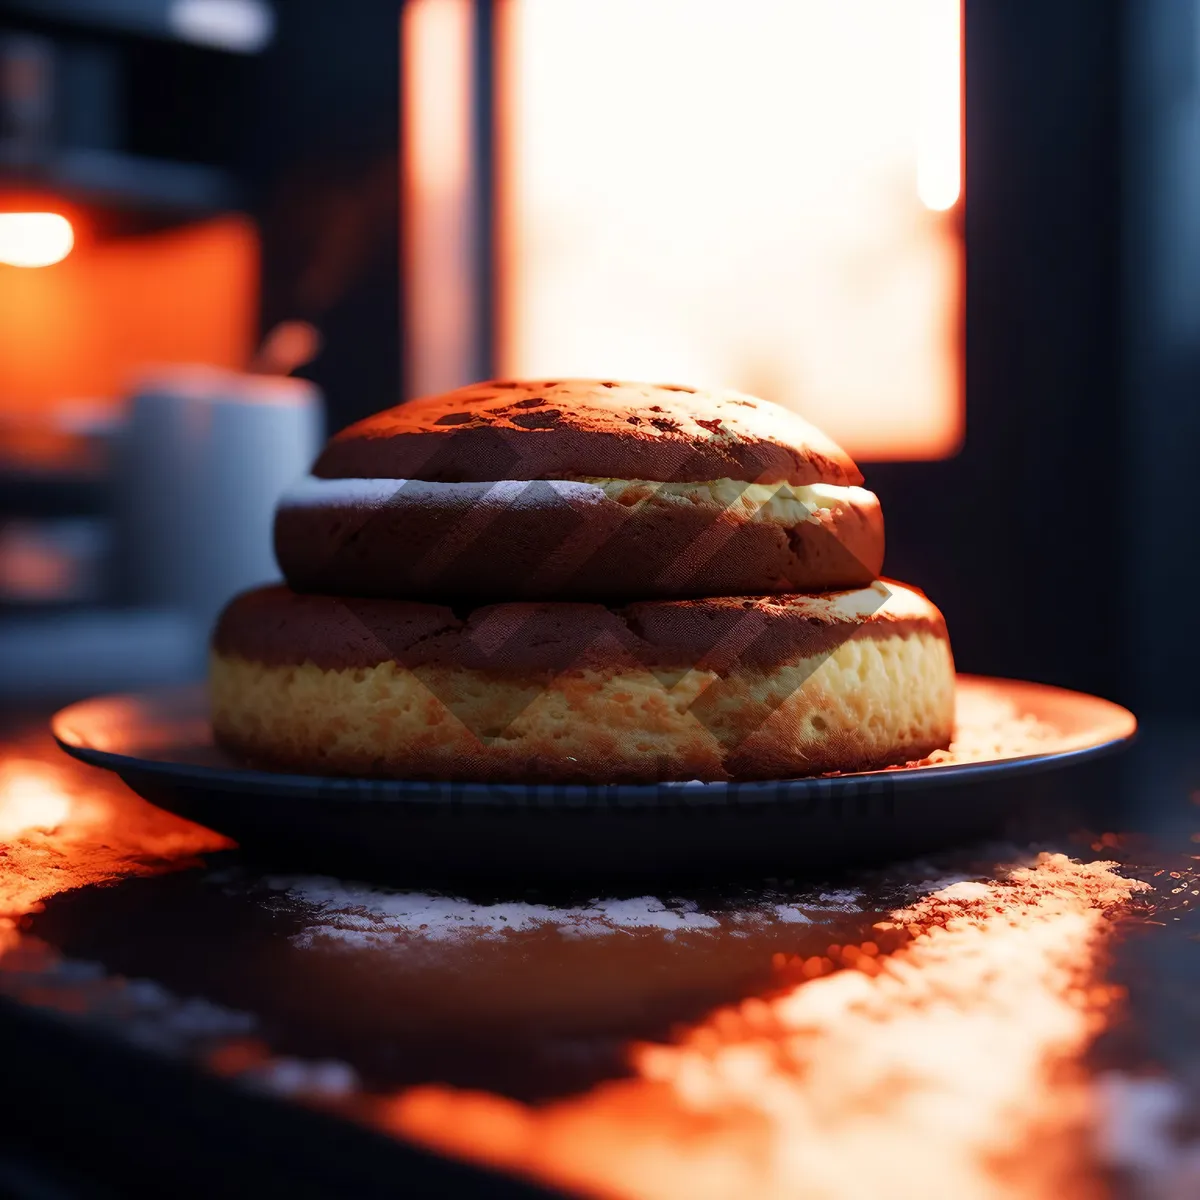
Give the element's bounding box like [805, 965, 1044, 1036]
[211, 580, 954, 783]
[275, 380, 885, 603]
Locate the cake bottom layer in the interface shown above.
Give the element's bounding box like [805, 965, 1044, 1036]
[211, 595, 955, 783]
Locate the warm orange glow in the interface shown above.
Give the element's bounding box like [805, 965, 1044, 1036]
[0, 736, 230, 955]
[497, 0, 963, 461]
[0, 215, 257, 417]
[0, 760, 71, 839]
[401, 0, 477, 398]
[386, 856, 1145, 1199]
[252, 320, 323, 376]
[0, 212, 74, 268]
[918, 0, 963, 211]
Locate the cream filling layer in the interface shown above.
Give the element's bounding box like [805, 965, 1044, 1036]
[577, 477, 872, 522]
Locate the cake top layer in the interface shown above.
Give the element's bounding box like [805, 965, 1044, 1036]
[312, 379, 863, 487]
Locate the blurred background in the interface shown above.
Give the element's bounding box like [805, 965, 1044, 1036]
[0, 0, 1186, 722]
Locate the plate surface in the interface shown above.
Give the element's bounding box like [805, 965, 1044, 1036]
[51, 676, 1136, 879]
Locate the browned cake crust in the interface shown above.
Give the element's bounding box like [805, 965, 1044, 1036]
[210, 581, 955, 783]
[214, 582, 944, 674]
[273, 476, 884, 603]
[278, 379, 882, 601]
[312, 380, 863, 486]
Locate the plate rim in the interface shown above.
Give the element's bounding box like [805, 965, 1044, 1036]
[50, 675, 1138, 806]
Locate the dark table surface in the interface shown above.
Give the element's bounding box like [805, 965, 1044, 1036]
[1, 709, 1198, 1200]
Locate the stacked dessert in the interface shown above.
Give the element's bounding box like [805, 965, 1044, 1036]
[211, 380, 955, 782]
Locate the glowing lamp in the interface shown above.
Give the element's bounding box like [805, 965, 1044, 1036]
[0, 212, 75, 268]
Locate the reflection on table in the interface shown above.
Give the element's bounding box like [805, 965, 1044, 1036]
[1, 725, 1199, 1199]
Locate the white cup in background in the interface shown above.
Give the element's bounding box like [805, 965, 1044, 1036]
[116, 365, 324, 630]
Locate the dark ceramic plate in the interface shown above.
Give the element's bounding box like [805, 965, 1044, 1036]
[51, 677, 1136, 880]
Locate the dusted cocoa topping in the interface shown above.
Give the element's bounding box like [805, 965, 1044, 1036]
[312, 380, 863, 487]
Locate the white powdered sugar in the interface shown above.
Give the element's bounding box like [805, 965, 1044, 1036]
[807, 890, 863, 912]
[278, 475, 610, 511]
[237, 875, 918, 952]
[257, 877, 734, 950]
[770, 905, 816, 924]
